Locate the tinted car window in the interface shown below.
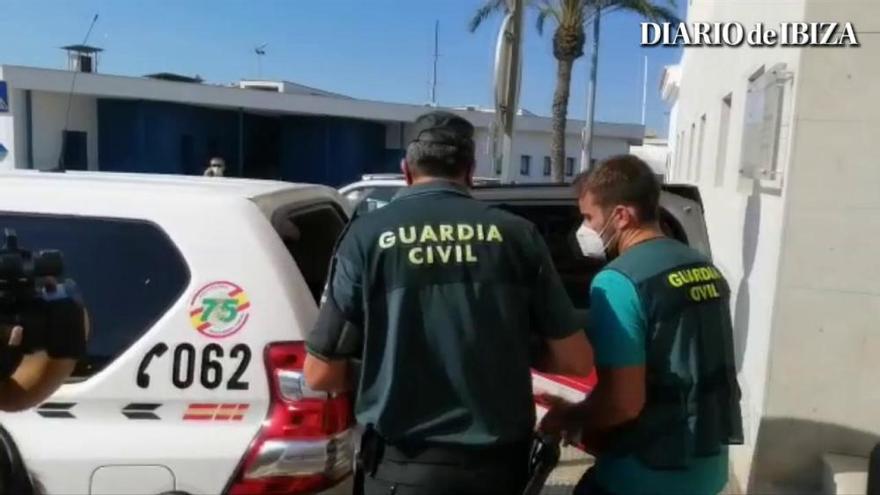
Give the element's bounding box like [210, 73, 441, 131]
[273, 204, 347, 302]
[338, 187, 690, 309]
[348, 186, 401, 216]
[493, 203, 689, 310]
[0, 214, 190, 377]
[495, 204, 603, 310]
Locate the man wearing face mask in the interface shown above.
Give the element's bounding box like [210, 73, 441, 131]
[541, 155, 742, 495]
[303, 111, 594, 495]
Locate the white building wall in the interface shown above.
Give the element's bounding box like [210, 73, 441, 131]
[676, 2, 880, 492]
[3, 65, 643, 180]
[0, 68, 21, 170]
[472, 127, 493, 177]
[753, 2, 880, 492]
[662, 65, 681, 183]
[629, 141, 669, 177]
[670, 1, 806, 491]
[30, 91, 98, 171]
[390, 113, 638, 183]
[473, 128, 631, 183]
[665, 101, 679, 183]
[10, 90, 26, 170]
[393, 120, 634, 183]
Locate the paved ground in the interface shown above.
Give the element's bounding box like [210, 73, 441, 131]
[541, 446, 592, 495]
[540, 447, 740, 495]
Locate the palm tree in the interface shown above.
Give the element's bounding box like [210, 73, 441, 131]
[470, 0, 679, 182]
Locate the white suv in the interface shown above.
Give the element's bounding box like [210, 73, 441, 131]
[0, 171, 355, 495]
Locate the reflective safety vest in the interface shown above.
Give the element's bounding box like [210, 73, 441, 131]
[603, 238, 744, 469]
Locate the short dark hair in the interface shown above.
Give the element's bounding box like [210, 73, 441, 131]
[574, 154, 660, 223]
[405, 141, 475, 179]
[405, 111, 475, 179]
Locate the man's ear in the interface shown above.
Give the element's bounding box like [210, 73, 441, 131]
[401, 159, 414, 185]
[620, 205, 640, 230]
[465, 161, 476, 188]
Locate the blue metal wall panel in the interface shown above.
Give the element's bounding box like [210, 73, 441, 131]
[279, 115, 386, 186]
[98, 98, 387, 186]
[378, 149, 405, 173]
[99, 99, 239, 175]
[97, 99, 142, 172]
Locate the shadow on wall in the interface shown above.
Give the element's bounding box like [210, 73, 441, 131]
[748, 417, 880, 493]
[734, 180, 762, 372]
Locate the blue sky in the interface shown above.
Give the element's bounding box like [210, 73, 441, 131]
[0, 0, 685, 136]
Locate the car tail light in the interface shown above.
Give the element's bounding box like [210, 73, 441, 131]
[225, 342, 355, 495]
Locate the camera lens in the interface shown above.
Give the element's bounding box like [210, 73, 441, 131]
[0, 253, 25, 280]
[33, 250, 64, 278]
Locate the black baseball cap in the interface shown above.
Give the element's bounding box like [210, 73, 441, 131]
[411, 111, 475, 147]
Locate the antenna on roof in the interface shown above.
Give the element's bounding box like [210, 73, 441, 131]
[641, 55, 648, 126]
[254, 43, 268, 79]
[53, 13, 99, 173]
[430, 20, 439, 106]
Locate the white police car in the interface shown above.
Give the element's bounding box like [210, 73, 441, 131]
[0, 171, 355, 495]
[339, 174, 501, 215]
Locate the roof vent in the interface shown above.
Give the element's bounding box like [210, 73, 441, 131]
[145, 73, 204, 84]
[61, 44, 102, 73]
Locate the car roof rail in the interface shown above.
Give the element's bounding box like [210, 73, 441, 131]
[361, 173, 404, 181]
[472, 177, 502, 184]
[472, 182, 573, 188]
[358, 174, 502, 183]
[660, 184, 704, 209]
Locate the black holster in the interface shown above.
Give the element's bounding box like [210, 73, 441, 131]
[523, 434, 561, 495]
[357, 425, 383, 478]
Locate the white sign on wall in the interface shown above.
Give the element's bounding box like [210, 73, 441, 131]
[740, 63, 790, 184]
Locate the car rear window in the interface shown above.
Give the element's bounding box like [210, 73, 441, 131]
[492, 203, 689, 309]
[0, 213, 190, 378]
[272, 203, 347, 302]
[348, 186, 400, 216]
[335, 187, 690, 309]
[494, 204, 602, 309]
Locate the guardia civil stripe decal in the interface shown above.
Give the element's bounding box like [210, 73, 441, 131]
[183, 403, 249, 421]
[36, 402, 76, 419]
[122, 403, 161, 420]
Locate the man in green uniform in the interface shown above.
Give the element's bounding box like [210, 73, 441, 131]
[303, 111, 594, 495]
[540, 155, 743, 495]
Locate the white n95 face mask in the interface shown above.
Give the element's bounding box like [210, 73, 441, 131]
[575, 223, 607, 260]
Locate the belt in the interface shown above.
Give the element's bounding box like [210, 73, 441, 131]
[370, 440, 532, 491]
[382, 440, 531, 466]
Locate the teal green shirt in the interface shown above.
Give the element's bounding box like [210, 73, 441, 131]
[588, 269, 728, 495]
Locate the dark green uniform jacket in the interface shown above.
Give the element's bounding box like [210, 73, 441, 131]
[307, 181, 580, 447]
[603, 238, 744, 469]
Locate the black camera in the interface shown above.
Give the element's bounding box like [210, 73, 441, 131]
[0, 229, 83, 378]
[0, 229, 64, 308]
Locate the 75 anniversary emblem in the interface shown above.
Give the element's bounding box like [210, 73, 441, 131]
[188, 281, 251, 339]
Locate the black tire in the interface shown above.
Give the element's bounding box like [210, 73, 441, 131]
[0, 424, 36, 495]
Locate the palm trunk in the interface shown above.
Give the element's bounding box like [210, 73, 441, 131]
[551, 57, 574, 183]
[584, 9, 601, 171]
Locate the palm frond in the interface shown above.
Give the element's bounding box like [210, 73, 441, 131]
[468, 0, 508, 33]
[535, 1, 561, 36]
[558, 0, 587, 29]
[604, 0, 681, 23]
